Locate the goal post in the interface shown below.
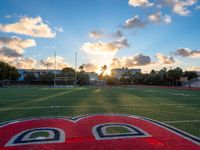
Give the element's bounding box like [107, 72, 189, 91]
[53, 77, 76, 87]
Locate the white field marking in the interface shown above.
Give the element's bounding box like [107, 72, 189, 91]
[0, 100, 32, 102]
[163, 120, 200, 123]
[0, 104, 200, 115]
[187, 108, 197, 110]
[0, 103, 200, 110]
[144, 90, 154, 92]
[171, 93, 195, 96]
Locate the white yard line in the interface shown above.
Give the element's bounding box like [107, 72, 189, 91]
[163, 120, 200, 123]
[0, 103, 199, 111]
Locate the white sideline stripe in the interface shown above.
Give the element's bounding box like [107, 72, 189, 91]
[0, 104, 200, 111]
[163, 120, 200, 123]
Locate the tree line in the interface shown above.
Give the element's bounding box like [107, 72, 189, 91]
[109, 67, 198, 86]
[0, 61, 199, 86]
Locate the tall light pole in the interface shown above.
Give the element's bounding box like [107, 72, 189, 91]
[75, 52, 77, 86]
[54, 51, 57, 87]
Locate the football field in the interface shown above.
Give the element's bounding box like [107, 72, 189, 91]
[0, 86, 199, 137]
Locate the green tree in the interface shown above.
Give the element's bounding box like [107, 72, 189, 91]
[167, 67, 183, 86]
[77, 72, 90, 86]
[62, 67, 75, 77]
[0, 61, 19, 86]
[183, 71, 198, 88]
[39, 73, 54, 84]
[183, 71, 198, 80]
[79, 65, 84, 72]
[24, 72, 36, 83]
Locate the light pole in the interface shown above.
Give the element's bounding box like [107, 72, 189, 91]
[54, 51, 57, 87]
[75, 52, 77, 86]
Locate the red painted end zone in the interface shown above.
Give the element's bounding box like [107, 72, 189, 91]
[0, 115, 199, 150]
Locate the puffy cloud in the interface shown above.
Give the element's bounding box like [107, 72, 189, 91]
[110, 53, 151, 69]
[165, 0, 197, 16]
[195, 5, 200, 10]
[89, 30, 124, 39]
[89, 30, 105, 39]
[81, 41, 119, 54]
[81, 38, 129, 55]
[110, 58, 123, 69]
[123, 15, 147, 29]
[0, 54, 37, 69]
[81, 63, 98, 72]
[128, 0, 153, 7]
[110, 53, 177, 70]
[0, 36, 36, 54]
[173, 48, 200, 58]
[0, 47, 22, 58]
[12, 57, 37, 69]
[187, 66, 200, 71]
[40, 56, 68, 69]
[112, 30, 124, 38]
[0, 36, 38, 69]
[0, 16, 56, 38]
[54, 26, 64, 32]
[148, 12, 172, 24]
[156, 53, 176, 64]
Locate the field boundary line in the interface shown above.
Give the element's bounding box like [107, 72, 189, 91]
[0, 103, 200, 111]
[163, 120, 200, 123]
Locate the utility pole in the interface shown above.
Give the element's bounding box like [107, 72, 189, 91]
[75, 52, 77, 86]
[54, 51, 57, 87]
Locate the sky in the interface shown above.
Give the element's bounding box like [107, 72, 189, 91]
[0, 0, 200, 73]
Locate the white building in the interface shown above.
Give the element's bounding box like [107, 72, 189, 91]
[18, 69, 62, 81]
[111, 68, 141, 79]
[89, 72, 99, 81]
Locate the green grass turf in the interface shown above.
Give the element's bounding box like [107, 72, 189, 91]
[0, 86, 199, 137]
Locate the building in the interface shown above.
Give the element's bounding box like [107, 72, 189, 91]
[18, 69, 62, 81]
[111, 68, 141, 79]
[88, 72, 99, 81]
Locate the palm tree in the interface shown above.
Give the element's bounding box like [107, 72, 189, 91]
[79, 65, 84, 72]
[99, 65, 107, 80]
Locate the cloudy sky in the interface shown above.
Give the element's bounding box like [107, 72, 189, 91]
[0, 0, 199, 73]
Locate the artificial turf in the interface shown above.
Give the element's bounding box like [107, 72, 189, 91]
[0, 86, 199, 137]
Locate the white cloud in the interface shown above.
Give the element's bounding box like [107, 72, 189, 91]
[124, 15, 146, 29]
[0, 54, 37, 69]
[0, 16, 56, 38]
[0, 36, 38, 69]
[89, 30, 124, 39]
[165, 0, 197, 16]
[174, 48, 200, 58]
[81, 38, 129, 55]
[81, 63, 98, 72]
[112, 30, 124, 38]
[0, 47, 22, 58]
[148, 12, 172, 24]
[89, 30, 105, 39]
[40, 56, 69, 69]
[54, 26, 64, 32]
[156, 53, 176, 64]
[12, 57, 37, 69]
[110, 53, 177, 73]
[81, 41, 119, 54]
[0, 36, 36, 54]
[195, 5, 200, 10]
[110, 53, 151, 69]
[128, 0, 153, 7]
[186, 66, 200, 71]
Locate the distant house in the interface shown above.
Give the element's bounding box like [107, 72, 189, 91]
[17, 69, 62, 81]
[111, 68, 141, 79]
[88, 72, 105, 85]
[88, 72, 98, 81]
